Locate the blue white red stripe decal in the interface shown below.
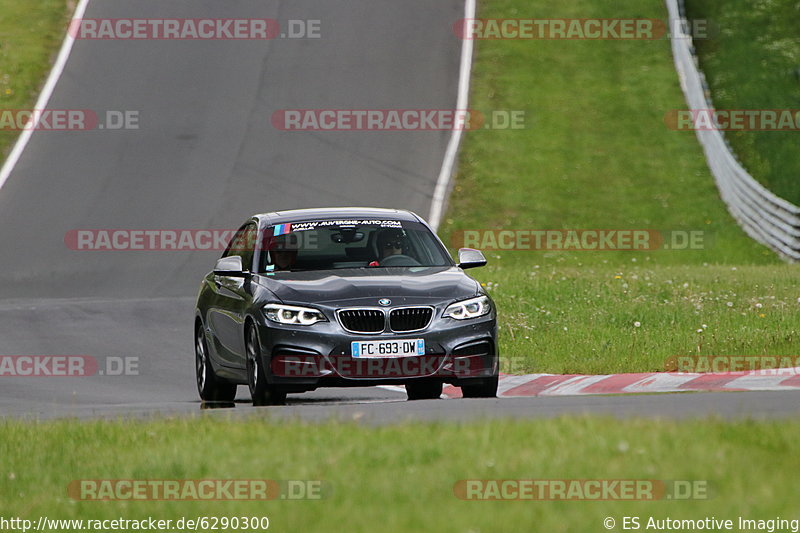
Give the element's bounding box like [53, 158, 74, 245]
[273, 223, 291, 236]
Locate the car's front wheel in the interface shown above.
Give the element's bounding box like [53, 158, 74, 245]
[195, 323, 237, 402]
[405, 380, 443, 400]
[461, 374, 499, 398]
[246, 324, 287, 406]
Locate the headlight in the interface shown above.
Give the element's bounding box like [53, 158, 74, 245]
[442, 295, 492, 320]
[264, 304, 327, 325]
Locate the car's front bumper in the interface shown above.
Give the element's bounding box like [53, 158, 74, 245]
[252, 305, 497, 392]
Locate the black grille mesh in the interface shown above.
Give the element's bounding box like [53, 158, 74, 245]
[389, 307, 433, 332]
[338, 309, 385, 333]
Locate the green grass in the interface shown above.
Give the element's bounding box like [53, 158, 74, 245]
[684, 0, 800, 204]
[441, 0, 796, 374]
[481, 263, 800, 374]
[1, 416, 798, 532]
[0, 0, 71, 157]
[444, 0, 772, 265]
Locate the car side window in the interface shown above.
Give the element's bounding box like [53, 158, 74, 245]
[222, 223, 257, 272]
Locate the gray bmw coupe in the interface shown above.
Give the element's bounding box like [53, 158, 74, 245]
[194, 207, 498, 405]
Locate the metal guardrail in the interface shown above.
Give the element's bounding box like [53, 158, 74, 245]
[666, 0, 800, 261]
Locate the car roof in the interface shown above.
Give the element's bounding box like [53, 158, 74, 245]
[253, 207, 423, 225]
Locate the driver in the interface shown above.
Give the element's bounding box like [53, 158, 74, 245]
[376, 228, 408, 260]
[266, 233, 299, 271]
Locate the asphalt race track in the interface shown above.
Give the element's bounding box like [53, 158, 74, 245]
[0, 0, 469, 417]
[1, 0, 799, 420]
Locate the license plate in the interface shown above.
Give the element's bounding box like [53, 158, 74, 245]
[351, 339, 425, 358]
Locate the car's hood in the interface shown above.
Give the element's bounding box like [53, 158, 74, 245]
[254, 266, 479, 306]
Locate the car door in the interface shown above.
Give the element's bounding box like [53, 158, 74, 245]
[206, 222, 257, 368]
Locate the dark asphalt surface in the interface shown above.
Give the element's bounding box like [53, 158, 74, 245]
[0, 0, 462, 299]
[0, 0, 462, 418]
[0, 0, 798, 421]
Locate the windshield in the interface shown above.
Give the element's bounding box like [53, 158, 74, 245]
[256, 219, 452, 272]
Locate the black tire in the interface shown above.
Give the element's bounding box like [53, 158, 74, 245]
[195, 323, 237, 402]
[405, 380, 443, 400]
[246, 324, 286, 406]
[461, 374, 499, 398]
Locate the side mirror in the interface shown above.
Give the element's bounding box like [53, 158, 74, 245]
[214, 256, 247, 277]
[457, 248, 487, 269]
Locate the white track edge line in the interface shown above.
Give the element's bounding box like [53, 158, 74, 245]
[0, 0, 91, 192]
[427, 0, 475, 231]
